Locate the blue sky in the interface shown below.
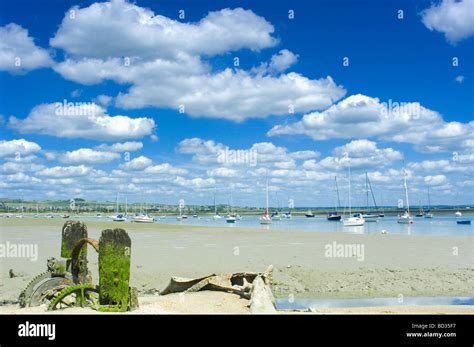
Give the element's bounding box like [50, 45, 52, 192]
[0, 0, 473, 207]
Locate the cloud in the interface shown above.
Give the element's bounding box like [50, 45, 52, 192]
[175, 176, 216, 189]
[421, 0, 474, 44]
[38, 165, 92, 178]
[253, 49, 298, 74]
[8, 103, 156, 141]
[0, 23, 52, 73]
[144, 163, 187, 175]
[268, 94, 474, 152]
[314, 139, 403, 170]
[424, 174, 448, 186]
[61, 148, 120, 164]
[119, 155, 152, 170]
[94, 94, 113, 106]
[50, 2, 277, 58]
[49, 0, 345, 121]
[0, 139, 41, 157]
[96, 141, 143, 152]
[177, 137, 318, 168]
[207, 167, 238, 177]
[408, 159, 470, 173]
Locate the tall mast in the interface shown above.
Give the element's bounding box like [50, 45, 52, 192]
[366, 172, 369, 210]
[214, 187, 217, 214]
[367, 173, 378, 210]
[265, 178, 269, 215]
[348, 161, 352, 215]
[335, 176, 341, 213]
[404, 169, 410, 214]
[116, 192, 119, 214]
[427, 186, 431, 210]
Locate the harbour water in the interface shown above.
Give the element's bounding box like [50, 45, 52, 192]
[27, 211, 474, 236]
[276, 296, 474, 310]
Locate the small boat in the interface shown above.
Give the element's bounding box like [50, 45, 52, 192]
[260, 214, 272, 224]
[455, 211, 462, 217]
[271, 211, 282, 221]
[361, 213, 378, 222]
[192, 214, 198, 218]
[132, 214, 154, 223]
[282, 211, 292, 219]
[342, 162, 365, 227]
[327, 212, 341, 221]
[362, 173, 379, 222]
[112, 214, 126, 222]
[62, 215, 70, 219]
[226, 191, 238, 223]
[456, 220, 471, 225]
[177, 199, 187, 220]
[305, 210, 315, 218]
[343, 216, 365, 227]
[397, 169, 413, 225]
[378, 213, 385, 217]
[226, 215, 237, 224]
[423, 187, 434, 218]
[327, 176, 342, 221]
[111, 192, 126, 221]
[415, 203, 424, 217]
[212, 188, 221, 220]
[397, 210, 413, 224]
[260, 180, 272, 225]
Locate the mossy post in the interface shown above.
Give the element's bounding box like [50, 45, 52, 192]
[61, 221, 88, 276]
[98, 228, 131, 312]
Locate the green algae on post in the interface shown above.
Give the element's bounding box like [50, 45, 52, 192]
[98, 228, 131, 312]
[61, 221, 88, 259]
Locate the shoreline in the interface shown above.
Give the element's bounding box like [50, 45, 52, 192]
[1, 219, 473, 313]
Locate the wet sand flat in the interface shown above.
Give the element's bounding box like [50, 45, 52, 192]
[1, 218, 473, 306]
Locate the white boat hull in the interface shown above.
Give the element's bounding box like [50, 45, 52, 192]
[343, 217, 365, 227]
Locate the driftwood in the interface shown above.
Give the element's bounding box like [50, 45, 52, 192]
[161, 265, 277, 313]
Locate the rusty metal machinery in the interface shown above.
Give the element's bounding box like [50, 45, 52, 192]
[18, 221, 138, 312]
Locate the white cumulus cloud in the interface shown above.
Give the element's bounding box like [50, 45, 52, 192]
[421, 0, 474, 44]
[0, 23, 52, 73]
[8, 103, 156, 141]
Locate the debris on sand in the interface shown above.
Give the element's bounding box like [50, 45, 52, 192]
[161, 265, 276, 313]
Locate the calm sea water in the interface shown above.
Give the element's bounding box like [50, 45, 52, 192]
[276, 296, 474, 310]
[154, 212, 473, 236]
[21, 211, 473, 236]
[69, 212, 474, 236]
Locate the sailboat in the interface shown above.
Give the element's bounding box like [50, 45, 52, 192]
[132, 201, 154, 223]
[212, 188, 222, 220]
[260, 179, 272, 225]
[342, 161, 365, 227]
[226, 191, 237, 223]
[361, 172, 379, 222]
[305, 210, 315, 218]
[397, 169, 413, 224]
[424, 187, 433, 218]
[111, 192, 126, 222]
[415, 201, 424, 217]
[327, 176, 342, 221]
[176, 199, 188, 220]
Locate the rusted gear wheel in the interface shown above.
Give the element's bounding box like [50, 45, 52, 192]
[19, 272, 73, 308]
[48, 283, 98, 311]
